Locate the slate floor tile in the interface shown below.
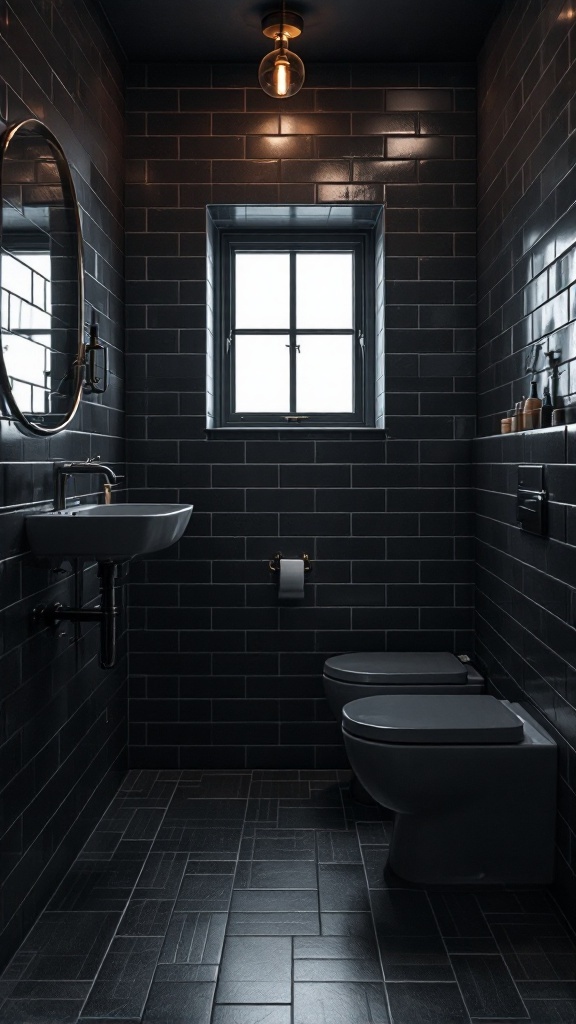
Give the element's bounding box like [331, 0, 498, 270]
[175, 873, 233, 911]
[370, 889, 441, 939]
[362, 846, 386, 888]
[47, 859, 144, 912]
[451, 954, 529, 1018]
[294, 958, 383, 981]
[227, 912, 320, 935]
[183, 775, 251, 798]
[491, 922, 576, 981]
[378, 935, 454, 982]
[123, 808, 166, 841]
[293, 981, 389, 1024]
[19, 911, 120, 979]
[444, 937, 500, 955]
[240, 829, 316, 861]
[117, 899, 175, 936]
[3, 769, 574, 1024]
[216, 936, 292, 1004]
[278, 807, 346, 830]
[234, 860, 317, 890]
[153, 826, 242, 854]
[166, 797, 247, 825]
[245, 798, 279, 824]
[230, 889, 318, 913]
[522, 997, 576, 1022]
[250, 781, 311, 799]
[117, 782, 176, 807]
[133, 851, 188, 898]
[429, 892, 492, 938]
[0, 998, 86, 1022]
[317, 830, 362, 863]
[154, 963, 218, 981]
[386, 981, 469, 1023]
[80, 936, 163, 1019]
[0, 980, 91, 999]
[321, 913, 378, 938]
[77, 830, 123, 862]
[142, 979, 215, 1023]
[252, 771, 300, 780]
[356, 823, 392, 846]
[212, 1007, 291, 1024]
[318, 864, 370, 912]
[186, 859, 236, 874]
[160, 912, 227, 965]
[294, 935, 379, 960]
[516, 981, 576, 999]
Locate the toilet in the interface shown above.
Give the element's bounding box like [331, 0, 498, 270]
[323, 651, 485, 802]
[342, 694, 557, 886]
[323, 651, 485, 719]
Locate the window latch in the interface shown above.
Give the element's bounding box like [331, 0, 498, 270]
[226, 332, 232, 354]
[358, 329, 365, 351]
[284, 415, 309, 422]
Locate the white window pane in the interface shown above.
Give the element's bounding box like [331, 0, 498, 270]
[235, 253, 290, 329]
[296, 253, 353, 329]
[296, 334, 354, 412]
[235, 334, 290, 412]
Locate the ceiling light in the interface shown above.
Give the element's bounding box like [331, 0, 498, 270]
[258, 7, 305, 99]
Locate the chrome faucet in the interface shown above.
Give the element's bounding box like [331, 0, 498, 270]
[53, 458, 117, 511]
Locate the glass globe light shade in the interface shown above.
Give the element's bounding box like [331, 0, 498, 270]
[258, 40, 305, 98]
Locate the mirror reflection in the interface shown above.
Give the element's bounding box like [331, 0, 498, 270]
[0, 119, 84, 433]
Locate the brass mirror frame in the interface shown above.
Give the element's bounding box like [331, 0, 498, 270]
[0, 118, 85, 436]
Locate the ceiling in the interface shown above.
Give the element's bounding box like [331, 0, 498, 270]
[97, 0, 504, 64]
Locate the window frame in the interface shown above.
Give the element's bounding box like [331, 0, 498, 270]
[215, 229, 375, 429]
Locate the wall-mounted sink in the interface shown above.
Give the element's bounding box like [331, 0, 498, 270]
[26, 503, 193, 562]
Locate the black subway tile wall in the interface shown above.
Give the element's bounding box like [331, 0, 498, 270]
[476, 0, 576, 920]
[0, 1, 126, 968]
[125, 63, 477, 770]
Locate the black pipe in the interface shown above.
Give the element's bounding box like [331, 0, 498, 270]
[39, 561, 121, 668]
[98, 561, 118, 669]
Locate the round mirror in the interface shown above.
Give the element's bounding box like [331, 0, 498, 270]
[0, 118, 85, 435]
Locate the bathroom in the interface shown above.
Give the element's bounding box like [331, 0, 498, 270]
[0, 0, 575, 1020]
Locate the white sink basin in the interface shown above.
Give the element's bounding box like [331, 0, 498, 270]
[26, 503, 193, 561]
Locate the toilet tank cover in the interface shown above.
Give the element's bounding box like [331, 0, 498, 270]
[342, 695, 525, 744]
[324, 651, 468, 685]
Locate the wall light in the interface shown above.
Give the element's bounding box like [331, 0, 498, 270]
[258, 7, 305, 99]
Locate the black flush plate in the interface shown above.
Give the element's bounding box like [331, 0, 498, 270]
[517, 465, 547, 535]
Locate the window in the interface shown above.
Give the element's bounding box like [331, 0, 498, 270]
[207, 206, 384, 430]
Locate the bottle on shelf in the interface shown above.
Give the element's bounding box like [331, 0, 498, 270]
[539, 386, 553, 428]
[522, 380, 541, 430]
[515, 397, 525, 431]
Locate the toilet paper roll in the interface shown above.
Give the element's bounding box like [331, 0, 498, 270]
[278, 558, 305, 601]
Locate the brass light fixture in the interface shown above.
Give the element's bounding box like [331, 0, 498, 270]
[258, 5, 305, 99]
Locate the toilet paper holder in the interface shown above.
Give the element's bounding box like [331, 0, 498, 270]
[268, 552, 312, 574]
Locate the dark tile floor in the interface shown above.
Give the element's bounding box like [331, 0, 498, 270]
[0, 769, 575, 1023]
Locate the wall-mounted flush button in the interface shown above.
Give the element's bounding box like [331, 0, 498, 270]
[517, 465, 547, 536]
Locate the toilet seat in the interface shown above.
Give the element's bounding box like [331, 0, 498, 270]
[324, 651, 468, 686]
[342, 694, 525, 744]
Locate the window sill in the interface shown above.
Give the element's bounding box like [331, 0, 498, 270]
[205, 426, 389, 439]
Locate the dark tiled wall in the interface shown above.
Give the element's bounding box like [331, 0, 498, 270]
[125, 61, 477, 770]
[476, 0, 576, 921]
[0, 1, 126, 968]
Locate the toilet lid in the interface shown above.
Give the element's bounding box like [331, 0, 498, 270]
[324, 651, 468, 686]
[342, 695, 524, 744]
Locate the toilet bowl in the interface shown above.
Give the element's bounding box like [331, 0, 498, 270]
[323, 651, 484, 719]
[342, 694, 557, 886]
